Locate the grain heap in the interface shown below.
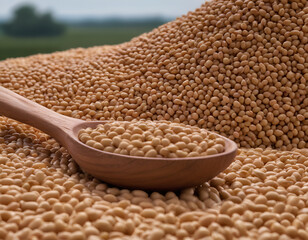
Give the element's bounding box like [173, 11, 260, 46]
[0, 0, 308, 239]
[79, 121, 225, 157]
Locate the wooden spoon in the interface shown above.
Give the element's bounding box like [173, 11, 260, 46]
[0, 86, 237, 190]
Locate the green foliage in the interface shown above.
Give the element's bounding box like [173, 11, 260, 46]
[0, 26, 155, 60]
[2, 5, 66, 37]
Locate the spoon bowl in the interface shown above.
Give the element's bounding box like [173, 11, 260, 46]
[69, 121, 237, 190]
[0, 86, 237, 190]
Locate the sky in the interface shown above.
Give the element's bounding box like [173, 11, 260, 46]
[1, 0, 206, 20]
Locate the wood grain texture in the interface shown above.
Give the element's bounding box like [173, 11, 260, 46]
[0, 86, 238, 190]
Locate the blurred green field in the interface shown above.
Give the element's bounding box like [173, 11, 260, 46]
[0, 26, 154, 60]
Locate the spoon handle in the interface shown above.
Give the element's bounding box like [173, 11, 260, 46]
[0, 86, 80, 142]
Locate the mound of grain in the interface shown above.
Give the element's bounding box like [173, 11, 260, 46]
[1, 0, 307, 149]
[79, 120, 225, 157]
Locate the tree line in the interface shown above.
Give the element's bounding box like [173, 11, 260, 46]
[2, 5, 66, 37]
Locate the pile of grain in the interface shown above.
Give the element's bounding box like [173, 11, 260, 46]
[0, 0, 308, 239]
[79, 121, 225, 157]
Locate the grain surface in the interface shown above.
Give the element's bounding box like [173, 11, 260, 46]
[0, 0, 308, 239]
